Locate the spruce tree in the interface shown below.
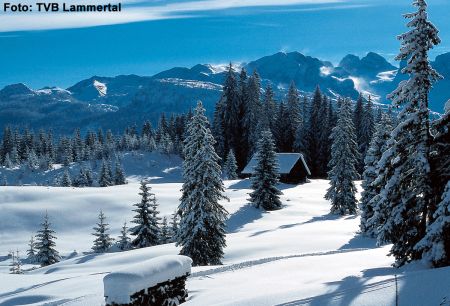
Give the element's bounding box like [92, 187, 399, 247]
[61, 168, 72, 187]
[223, 64, 245, 169]
[99, 158, 113, 187]
[429, 99, 450, 223]
[325, 99, 359, 215]
[176, 101, 228, 266]
[170, 212, 179, 243]
[223, 150, 238, 180]
[10, 250, 23, 274]
[159, 216, 171, 244]
[27, 235, 37, 263]
[286, 82, 302, 152]
[92, 210, 113, 253]
[114, 159, 127, 185]
[414, 100, 450, 267]
[360, 114, 393, 235]
[415, 181, 450, 267]
[305, 86, 324, 177]
[381, 0, 442, 267]
[357, 96, 375, 173]
[130, 181, 160, 248]
[117, 222, 131, 251]
[249, 130, 283, 211]
[35, 212, 60, 266]
[245, 71, 262, 156]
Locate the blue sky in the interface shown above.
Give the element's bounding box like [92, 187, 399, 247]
[0, 0, 449, 89]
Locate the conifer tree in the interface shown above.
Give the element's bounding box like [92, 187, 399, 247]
[249, 130, 283, 211]
[61, 168, 72, 187]
[35, 212, 60, 266]
[170, 212, 179, 243]
[3, 153, 12, 168]
[117, 222, 131, 251]
[305, 86, 324, 176]
[27, 235, 37, 263]
[274, 102, 291, 152]
[286, 82, 301, 152]
[176, 101, 228, 266]
[381, 0, 442, 267]
[360, 114, 393, 235]
[130, 181, 160, 248]
[114, 159, 127, 185]
[223, 64, 245, 168]
[325, 99, 359, 215]
[223, 150, 238, 180]
[92, 210, 113, 253]
[159, 216, 171, 244]
[429, 99, 450, 223]
[99, 158, 113, 187]
[10, 250, 23, 274]
[415, 181, 450, 267]
[358, 96, 375, 173]
[245, 71, 262, 156]
[414, 100, 450, 266]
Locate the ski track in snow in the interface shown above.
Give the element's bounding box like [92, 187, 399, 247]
[190, 248, 371, 278]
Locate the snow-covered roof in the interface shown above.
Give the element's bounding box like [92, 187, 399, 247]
[242, 153, 311, 176]
[103, 255, 192, 305]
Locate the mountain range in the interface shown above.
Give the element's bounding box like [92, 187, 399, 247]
[1, 51, 449, 134]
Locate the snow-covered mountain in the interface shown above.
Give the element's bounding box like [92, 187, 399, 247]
[1, 51, 449, 134]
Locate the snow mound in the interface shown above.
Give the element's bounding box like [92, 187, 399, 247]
[103, 255, 192, 304]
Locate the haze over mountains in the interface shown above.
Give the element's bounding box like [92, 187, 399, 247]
[1, 51, 449, 134]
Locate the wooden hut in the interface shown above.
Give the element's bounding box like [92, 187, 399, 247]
[241, 153, 311, 184]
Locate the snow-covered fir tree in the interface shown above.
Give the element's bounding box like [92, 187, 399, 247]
[114, 159, 127, 185]
[249, 130, 283, 211]
[170, 212, 179, 243]
[3, 153, 12, 168]
[285, 82, 302, 152]
[381, 0, 442, 267]
[429, 99, 450, 224]
[223, 150, 238, 180]
[360, 114, 393, 235]
[415, 181, 450, 267]
[35, 212, 60, 266]
[176, 101, 228, 266]
[358, 96, 375, 173]
[130, 181, 161, 248]
[92, 210, 114, 253]
[159, 216, 171, 244]
[61, 168, 72, 187]
[99, 158, 113, 187]
[325, 99, 359, 215]
[414, 99, 450, 267]
[245, 71, 262, 157]
[27, 235, 37, 263]
[305, 86, 324, 177]
[10, 250, 23, 274]
[116, 222, 131, 251]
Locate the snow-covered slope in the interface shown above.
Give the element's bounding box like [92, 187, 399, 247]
[1, 178, 449, 305]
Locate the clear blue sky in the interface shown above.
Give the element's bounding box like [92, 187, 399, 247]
[0, 0, 449, 89]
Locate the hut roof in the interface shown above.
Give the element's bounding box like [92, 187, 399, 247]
[241, 153, 311, 176]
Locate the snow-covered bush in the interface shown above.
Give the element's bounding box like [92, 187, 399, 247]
[103, 255, 192, 306]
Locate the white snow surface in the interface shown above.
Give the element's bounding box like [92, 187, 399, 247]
[104, 255, 192, 304]
[0, 159, 449, 306]
[93, 80, 107, 96]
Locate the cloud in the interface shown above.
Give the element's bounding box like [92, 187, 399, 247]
[0, 0, 345, 32]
